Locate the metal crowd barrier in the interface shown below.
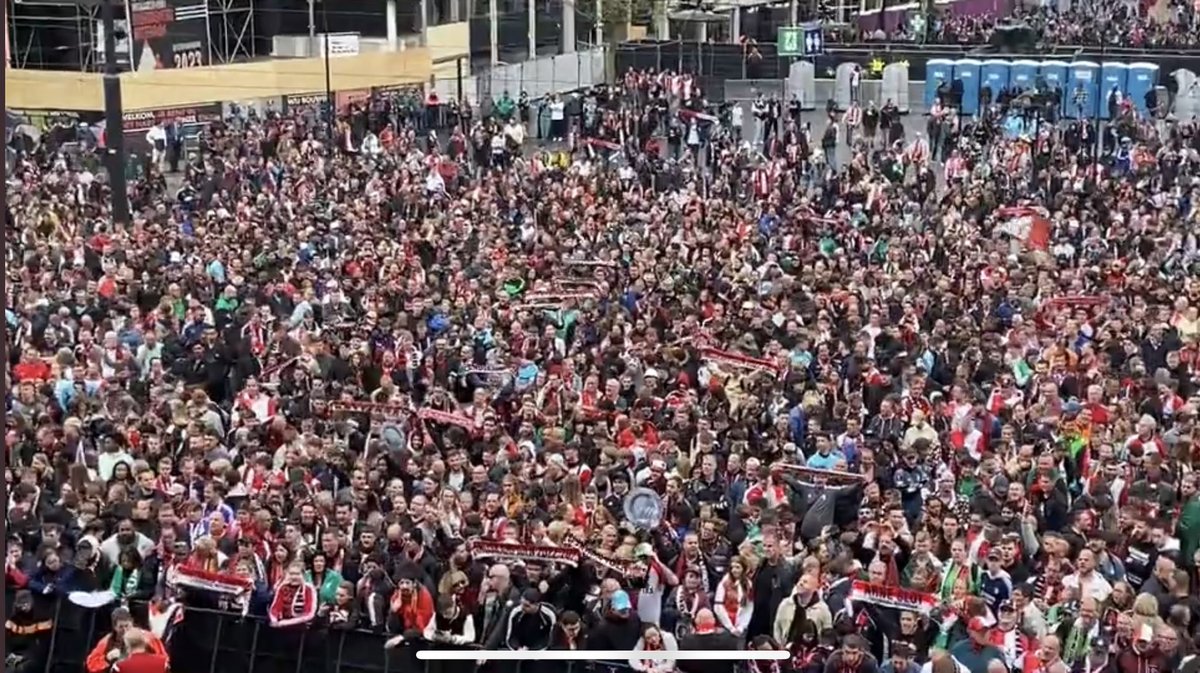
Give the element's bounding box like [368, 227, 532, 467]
[7, 591, 641, 673]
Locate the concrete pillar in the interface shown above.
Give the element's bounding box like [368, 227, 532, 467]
[387, 0, 398, 50]
[420, 0, 430, 45]
[594, 0, 603, 46]
[655, 0, 669, 38]
[729, 7, 739, 43]
[490, 0, 499, 64]
[528, 0, 537, 57]
[562, 0, 576, 52]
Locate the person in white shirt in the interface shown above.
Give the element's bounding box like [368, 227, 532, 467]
[1061, 549, 1114, 603]
[504, 119, 525, 149]
[548, 94, 566, 142]
[145, 123, 168, 167]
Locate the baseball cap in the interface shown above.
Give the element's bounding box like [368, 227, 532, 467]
[610, 590, 632, 612]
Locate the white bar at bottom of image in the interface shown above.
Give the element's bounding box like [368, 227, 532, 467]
[416, 650, 789, 661]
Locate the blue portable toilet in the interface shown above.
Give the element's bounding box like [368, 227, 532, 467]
[1039, 60, 1068, 95]
[1127, 62, 1160, 116]
[1064, 61, 1100, 119]
[926, 58, 955, 111]
[1010, 60, 1039, 93]
[955, 58, 983, 115]
[981, 59, 1011, 102]
[1099, 62, 1129, 119]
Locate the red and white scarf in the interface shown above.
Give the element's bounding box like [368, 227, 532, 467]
[243, 321, 267, 358]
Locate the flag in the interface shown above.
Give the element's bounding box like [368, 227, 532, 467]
[849, 581, 938, 614]
[997, 206, 1051, 251]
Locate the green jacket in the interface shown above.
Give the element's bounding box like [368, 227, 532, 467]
[1178, 494, 1200, 563]
[305, 569, 344, 605]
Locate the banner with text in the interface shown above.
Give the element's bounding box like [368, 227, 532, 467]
[126, 0, 210, 71]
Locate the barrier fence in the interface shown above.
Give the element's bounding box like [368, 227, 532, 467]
[13, 592, 642, 673]
[614, 39, 1198, 86]
[429, 48, 609, 109]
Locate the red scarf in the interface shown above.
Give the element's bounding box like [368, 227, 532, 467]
[244, 322, 266, 357]
[721, 577, 747, 627]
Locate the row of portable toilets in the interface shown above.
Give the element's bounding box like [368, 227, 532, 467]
[925, 59, 1161, 119]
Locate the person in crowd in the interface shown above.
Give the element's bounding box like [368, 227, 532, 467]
[85, 608, 167, 673]
[5, 59, 1200, 673]
[112, 629, 170, 673]
[628, 623, 680, 673]
[677, 609, 742, 673]
[4, 589, 52, 673]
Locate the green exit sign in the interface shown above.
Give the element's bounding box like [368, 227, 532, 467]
[778, 25, 823, 57]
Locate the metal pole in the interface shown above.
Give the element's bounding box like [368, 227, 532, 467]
[322, 0, 333, 145]
[41, 598, 63, 673]
[207, 615, 224, 673]
[101, 0, 130, 226]
[456, 57, 464, 105]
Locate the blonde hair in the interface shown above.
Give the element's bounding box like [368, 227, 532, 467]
[123, 628, 149, 652]
[1132, 593, 1159, 619]
[438, 570, 468, 596]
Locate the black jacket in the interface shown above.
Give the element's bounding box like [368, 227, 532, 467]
[588, 613, 643, 651]
[677, 631, 743, 673]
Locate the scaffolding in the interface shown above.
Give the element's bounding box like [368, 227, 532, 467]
[7, 0, 99, 70]
[207, 0, 253, 63]
[5, 0, 256, 72]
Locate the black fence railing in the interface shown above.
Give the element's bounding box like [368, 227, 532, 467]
[9, 593, 639, 673]
[614, 39, 1196, 87]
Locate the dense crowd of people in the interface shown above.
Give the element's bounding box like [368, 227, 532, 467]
[863, 0, 1199, 48]
[5, 56, 1200, 673]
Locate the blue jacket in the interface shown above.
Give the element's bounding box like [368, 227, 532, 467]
[28, 565, 78, 595]
[948, 640, 1006, 673]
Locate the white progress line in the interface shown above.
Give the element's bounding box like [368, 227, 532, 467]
[416, 651, 789, 661]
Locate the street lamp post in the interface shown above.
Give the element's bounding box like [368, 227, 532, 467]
[100, 0, 131, 226]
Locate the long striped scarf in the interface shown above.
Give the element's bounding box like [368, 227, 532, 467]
[1062, 619, 1090, 665]
[938, 561, 977, 601]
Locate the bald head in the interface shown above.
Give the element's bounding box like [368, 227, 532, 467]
[693, 608, 716, 631]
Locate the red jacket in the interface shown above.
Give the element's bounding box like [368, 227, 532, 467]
[6, 564, 29, 588]
[86, 633, 167, 673]
[114, 652, 169, 673]
[390, 585, 434, 632]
